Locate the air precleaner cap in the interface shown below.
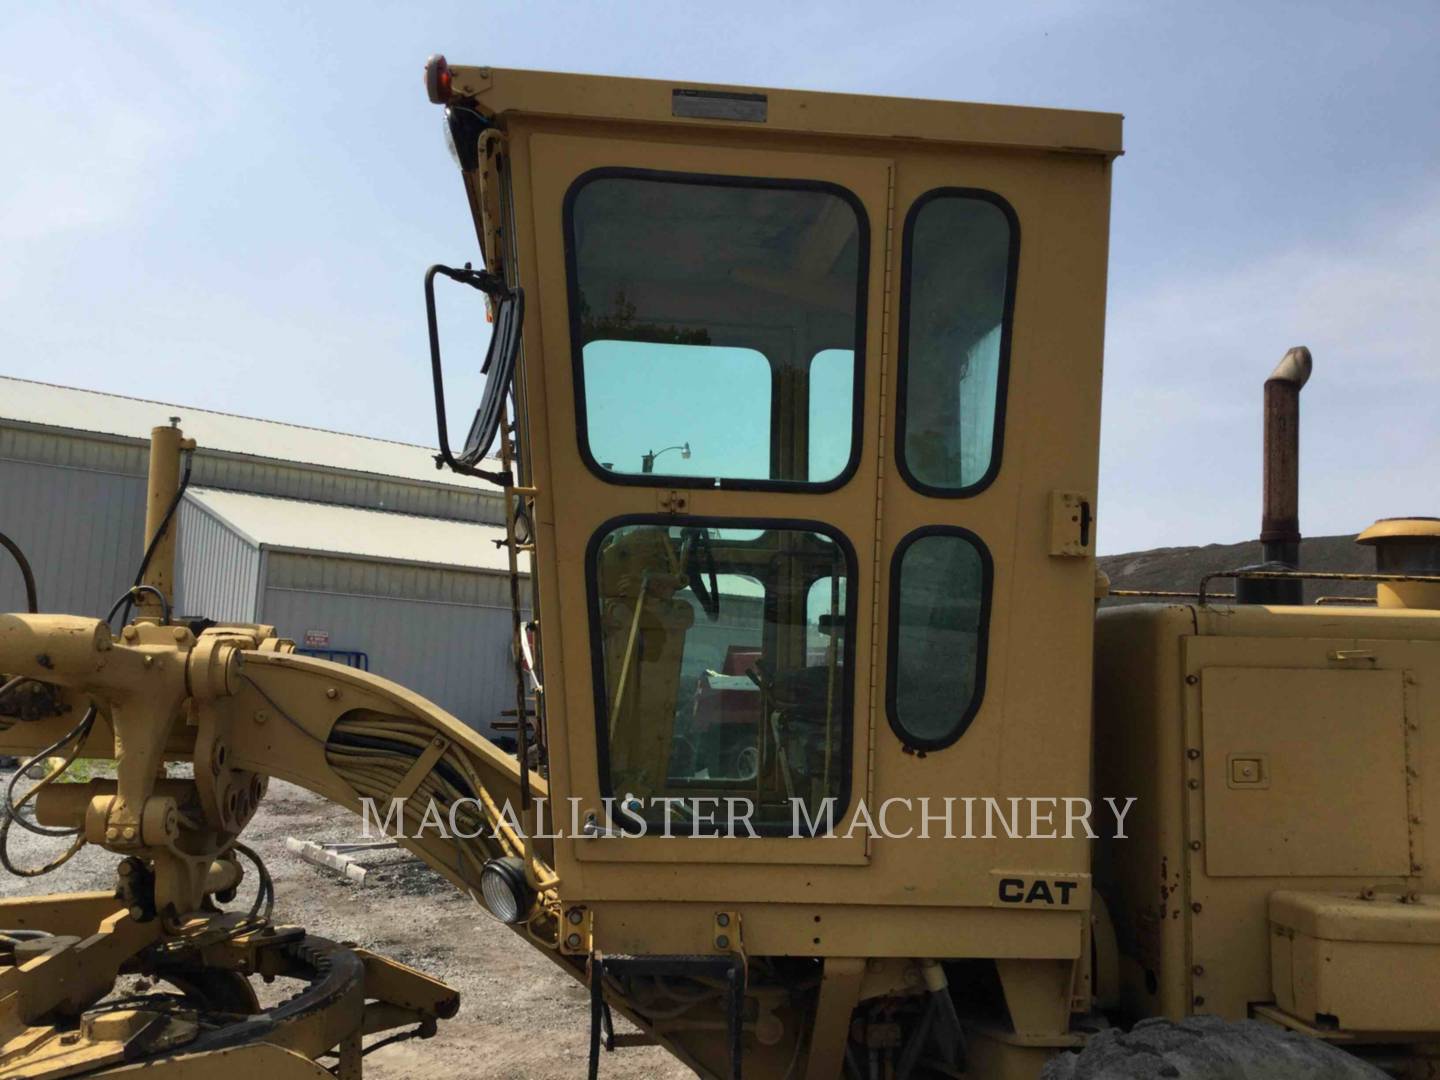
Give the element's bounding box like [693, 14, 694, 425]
[1357, 518, 1440, 609]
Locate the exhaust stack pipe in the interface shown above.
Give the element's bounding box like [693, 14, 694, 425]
[1238, 346, 1312, 605]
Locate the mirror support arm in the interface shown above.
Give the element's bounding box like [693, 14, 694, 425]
[425, 263, 522, 486]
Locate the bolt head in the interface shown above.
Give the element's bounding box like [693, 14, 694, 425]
[715, 935, 729, 949]
[715, 913, 730, 927]
[325, 687, 339, 700]
[122, 626, 138, 641]
[566, 933, 582, 949]
[568, 909, 584, 925]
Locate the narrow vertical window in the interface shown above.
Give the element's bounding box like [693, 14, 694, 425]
[887, 527, 992, 750]
[897, 190, 1018, 496]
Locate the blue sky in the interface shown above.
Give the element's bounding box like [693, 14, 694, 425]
[1, 1, 1436, 552]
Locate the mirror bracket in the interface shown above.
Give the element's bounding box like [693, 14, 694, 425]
[425, 262, 525, 485]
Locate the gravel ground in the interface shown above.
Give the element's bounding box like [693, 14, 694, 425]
[0, 769, 692, 1080]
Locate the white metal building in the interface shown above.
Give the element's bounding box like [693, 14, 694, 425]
[0, 375, 525, 731]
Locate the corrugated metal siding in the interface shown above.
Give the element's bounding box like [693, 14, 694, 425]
[2, 422, 504, 524]
[190, 454, 504, 524]
[0, 458, 145, 618]
[175, 500, 261, 623]
[2, 420, 523, 734]
[266, 552, 523, 608]
[260, 584, 520, 731]
[1, 425, 148, 478]
[1, 375, 505, 491]
[185, 489, 517, 573]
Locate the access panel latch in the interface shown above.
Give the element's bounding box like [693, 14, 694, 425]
[1049, 491, 1094, 557]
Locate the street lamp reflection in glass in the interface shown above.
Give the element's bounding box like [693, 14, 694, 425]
[641, 442, 692, 474]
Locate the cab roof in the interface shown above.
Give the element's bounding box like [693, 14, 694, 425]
[442, 65, 1123, 159]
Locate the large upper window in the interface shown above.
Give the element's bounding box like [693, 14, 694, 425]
[898, 190, 1018, 496]
[887, 527, 992, 751]
[566, 170, 868, 489]
[590, 520, 854, 833]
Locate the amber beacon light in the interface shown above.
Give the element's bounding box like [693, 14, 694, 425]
[425, 53, 453, 103]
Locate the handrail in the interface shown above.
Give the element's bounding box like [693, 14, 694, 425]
[1197, 566, 1440, 607]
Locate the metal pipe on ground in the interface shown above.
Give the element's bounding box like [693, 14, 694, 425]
[1237, 346, 1312, 605]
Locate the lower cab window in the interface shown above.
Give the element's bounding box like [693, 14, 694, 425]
[887, 527, 992, 752]
[590, 521, 853, 833]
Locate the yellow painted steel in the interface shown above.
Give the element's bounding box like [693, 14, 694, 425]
[1095, 601, 1440, 1063]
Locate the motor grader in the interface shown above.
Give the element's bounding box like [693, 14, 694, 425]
[3, 59, 1440, 1080]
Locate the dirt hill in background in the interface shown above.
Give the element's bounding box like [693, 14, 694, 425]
[1098, 534, 1375, 605]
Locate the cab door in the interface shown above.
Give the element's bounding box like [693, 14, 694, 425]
[861, 153, 1110, 911]
[519, 131, 893, 880]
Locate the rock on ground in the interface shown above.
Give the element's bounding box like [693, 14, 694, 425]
[1042, 1015, 1390, 1080]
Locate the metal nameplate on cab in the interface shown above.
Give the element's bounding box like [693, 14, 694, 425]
[672, 87, 768, 122]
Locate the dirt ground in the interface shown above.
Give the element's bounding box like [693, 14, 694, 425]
[0, 772, 693, 1080]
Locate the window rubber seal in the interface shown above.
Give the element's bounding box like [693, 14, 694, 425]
[584, 512, 859, 836]
[884, 524, 995, 753]
[562, 166, 871, 495]
[894, 187, 1021, 499]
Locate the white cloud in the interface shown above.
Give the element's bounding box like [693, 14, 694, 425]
[0, 96, 168, 243]
[0, 5, 246, 246]
[1099, 186, 1440, 552]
